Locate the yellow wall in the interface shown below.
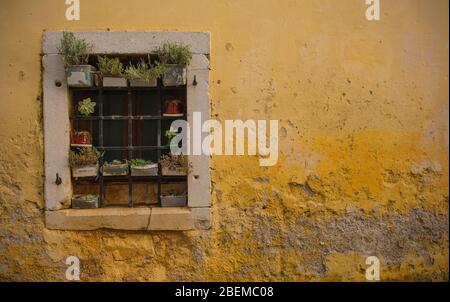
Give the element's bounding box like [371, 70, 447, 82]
[0, 0, 448, 281]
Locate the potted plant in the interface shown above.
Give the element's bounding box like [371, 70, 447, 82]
[72, 194, 99, 209]
[125, 60, 165, 87]
[159, 154, 187, 176]
[161, 189, 187, 207]
[97, 56, 127, 87]
[77, 97, 96, 118]
[102, 159, 129, 176]
[58, 32, 96, 87]
[69, 147, 100, 178]
[155, 42, 192, 86]
[163, 99, 184, 117]
[71, 131, 92, 147]
[130, 159, 158, 176]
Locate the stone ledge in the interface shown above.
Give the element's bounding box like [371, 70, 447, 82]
[148, 207, 193, 230]
[45, 207, 211, 231]
[45, 208, 151, 230]
[43, 31, 210, 54]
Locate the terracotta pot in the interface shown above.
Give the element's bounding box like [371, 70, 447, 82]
[164, 100, 183, 116]
[72, 131, 92, 146]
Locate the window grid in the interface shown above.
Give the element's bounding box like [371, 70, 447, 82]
[70, 80, 187, 208]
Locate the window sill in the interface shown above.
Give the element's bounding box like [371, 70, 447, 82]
[45, 207, 210, 231]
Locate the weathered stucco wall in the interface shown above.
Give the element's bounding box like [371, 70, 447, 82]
[0, 0, 448, 281]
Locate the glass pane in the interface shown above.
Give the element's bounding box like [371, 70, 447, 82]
[102, 150, 128, 163]
[132, 91, 159, 116]
[131, 150, 158, 164]
[103, 91, 128, 116]
[103, 120, 127, 147]
[133, 120, 157, 147]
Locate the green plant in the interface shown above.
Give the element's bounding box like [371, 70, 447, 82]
[130, 159, 152, 168]
[165, 129, 178, 146]
[159, 153, 187, 170]
[155, 42, 192, 65]
[69, 147, 100, 167]
[58, 32, 93, 66]
[97, 56, 124, 76]
[125, 60, 165, 82]
[77, 98, 96, 117]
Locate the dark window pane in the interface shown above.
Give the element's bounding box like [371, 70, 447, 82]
[103, 150, 127, 163]
[132, 91, 159, 116]
[103, 120, 127, 147]
[103, 91, 128, 116]
[131, 150, 158, 163]
[133, 120, 157, 147]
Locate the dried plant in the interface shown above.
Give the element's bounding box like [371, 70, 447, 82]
[159, 153, 188, 170]
[97, 56, 124, 77]
[58, 32, 92, 66]
[155, 42, 192, 66]
[69, 147, 100, 167]
[125, 60, 165, 82]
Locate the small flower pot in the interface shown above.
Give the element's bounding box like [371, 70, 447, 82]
[71, 131, 92, 147]
[66, 65, 96, 87]
[163, 100, 184, 117]
[72, 164, 98, 178]
[129, 78, 157, 87]
[162, 65, 186, 86]
[72, 195, 99, 209]
[102, 76, 127, 87]
[161, 195, 187, 207]
[131, 163, 158, 176]
[162, 165, 187, 176]
[102, 162, 129, 176]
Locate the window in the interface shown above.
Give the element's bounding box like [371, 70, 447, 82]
[43, 32, 211, 230]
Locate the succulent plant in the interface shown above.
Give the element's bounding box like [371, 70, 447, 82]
[77, 97, 96, 117]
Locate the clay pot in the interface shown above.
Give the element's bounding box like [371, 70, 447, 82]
[163, 100, 183, 116]
[72, 131, 92, 146]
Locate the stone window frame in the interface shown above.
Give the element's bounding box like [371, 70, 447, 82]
[42, 31, 211, 231]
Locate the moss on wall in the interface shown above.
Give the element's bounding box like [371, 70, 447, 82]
[0, 0, 448, 281]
